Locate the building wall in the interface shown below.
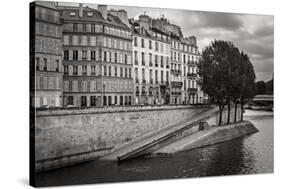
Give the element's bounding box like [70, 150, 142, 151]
[34, 2, 63, 107]
[132, 33, 171, 105]
[180, 41, 202, 104]
[170, 39, 183, 104]
[61, 8, 133, 107]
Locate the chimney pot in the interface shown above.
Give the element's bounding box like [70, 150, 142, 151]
[79, 3, 83, 17]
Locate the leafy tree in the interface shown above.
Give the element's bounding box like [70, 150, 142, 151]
[239, 52, 256, 121]
[199, 40, 256, 125]
[198, 40, 234, 125]
[255, 81, 266, 95]
[224, 45, 241, 124]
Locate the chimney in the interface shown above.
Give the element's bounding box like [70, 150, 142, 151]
[138, 15, 150, 30]
[79, 3, 83, 17]
[189, 36, 197, 46]
[108, 9, 130, 27]
[98, 5, 107, 20]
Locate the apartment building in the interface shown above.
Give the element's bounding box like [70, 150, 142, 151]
[130, 15, 171, 105]
[59, 4, 133, 107]
[31, 1, 63, 107]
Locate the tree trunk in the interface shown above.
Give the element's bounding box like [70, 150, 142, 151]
[241, 100, 244, 121]
[234, 101, 238, 122]
[218, 105, 223, 126]
[227, 101, 231, 124]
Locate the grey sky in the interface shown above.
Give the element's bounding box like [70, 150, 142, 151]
[60, 2, 274, 82]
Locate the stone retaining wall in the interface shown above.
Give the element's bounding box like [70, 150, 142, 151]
[34, 104, 242, 172]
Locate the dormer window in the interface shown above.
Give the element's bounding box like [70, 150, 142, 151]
[70, 12, 76, 16]
[87, 12, 93, 16]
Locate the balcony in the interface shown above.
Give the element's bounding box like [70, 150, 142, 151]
[171, 69, 181, 75]
[171, 81, 183, 87]
[188, 61, 197, 65]
[188, 88, 198, 93]
[160, 81, 169, 87]
[171, 91, 182, 96]
[187, 73, 197, 77]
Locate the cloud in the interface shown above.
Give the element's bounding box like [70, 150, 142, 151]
[60, 2, 274, 82]
[195, 12, 243, 30]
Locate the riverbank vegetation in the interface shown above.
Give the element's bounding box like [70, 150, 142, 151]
[198, 40, 256, 125]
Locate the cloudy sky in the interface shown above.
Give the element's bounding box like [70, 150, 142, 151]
[61, 2, 274, 82]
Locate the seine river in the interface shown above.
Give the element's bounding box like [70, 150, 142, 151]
[36, 110, 273, 187]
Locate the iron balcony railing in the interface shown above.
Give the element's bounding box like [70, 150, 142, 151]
[171, 69, 181, 75]
[187, 73, 197, 77]
[188, 88, 198, 93]
[171, 81, 183, 87]
[171, 91, 182, 95]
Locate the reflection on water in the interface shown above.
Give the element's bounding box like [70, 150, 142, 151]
[36, 110, 273, 187]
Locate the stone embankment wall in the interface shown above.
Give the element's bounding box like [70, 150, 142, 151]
[181, 121, 258, 152]
[34, 104, 242, 172]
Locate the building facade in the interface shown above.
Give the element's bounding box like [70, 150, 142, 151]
[131, 15, 171, 105]
[32, 1, 63, 107]
[181, 37, 203, 104]
[59, 4, 133, 107]
[31, 2, 206, 108]
[170, 36, 183, 104]
[151, 17, 204, 104]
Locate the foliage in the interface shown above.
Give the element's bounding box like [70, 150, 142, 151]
[198, 40, 256, 124]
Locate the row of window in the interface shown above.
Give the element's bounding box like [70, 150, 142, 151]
[134, 68, 169, 84]
[134, 37, 170, 53]
[63, 23, 131, 39]
[171, 51, 199, 63]
[134, 51, 169, 68]
[35, 76, 61, 90]
[63, 65, 132, 78]
[35, 6, 60, 23]
[65, 95, 132, 107]
[139, 28, 170, 42]
[63, 80, 133, 93]
[63, 35, 132, 51]
[36, 22, 62, 38]
[170, 64, 197, 74]
[171, 41, 198, 53]
[63, 50, 132, 64]
[183, 79, 198, 89]
[35, 57, 61, 72]
[35, 37, 62, 55]
[135, 86, 161, 94]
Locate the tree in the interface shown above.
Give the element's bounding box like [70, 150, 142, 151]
[255, 81, 266, 95]
[198, 40, 235, 125]
[224, 45, 241, 124]
[199, 40, 256, 125]
[239, 52, 256, 121]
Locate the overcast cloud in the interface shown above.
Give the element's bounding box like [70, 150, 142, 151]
[61, 2, 274, 82]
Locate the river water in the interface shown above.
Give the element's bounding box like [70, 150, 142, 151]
[36, 110, 273, 187]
